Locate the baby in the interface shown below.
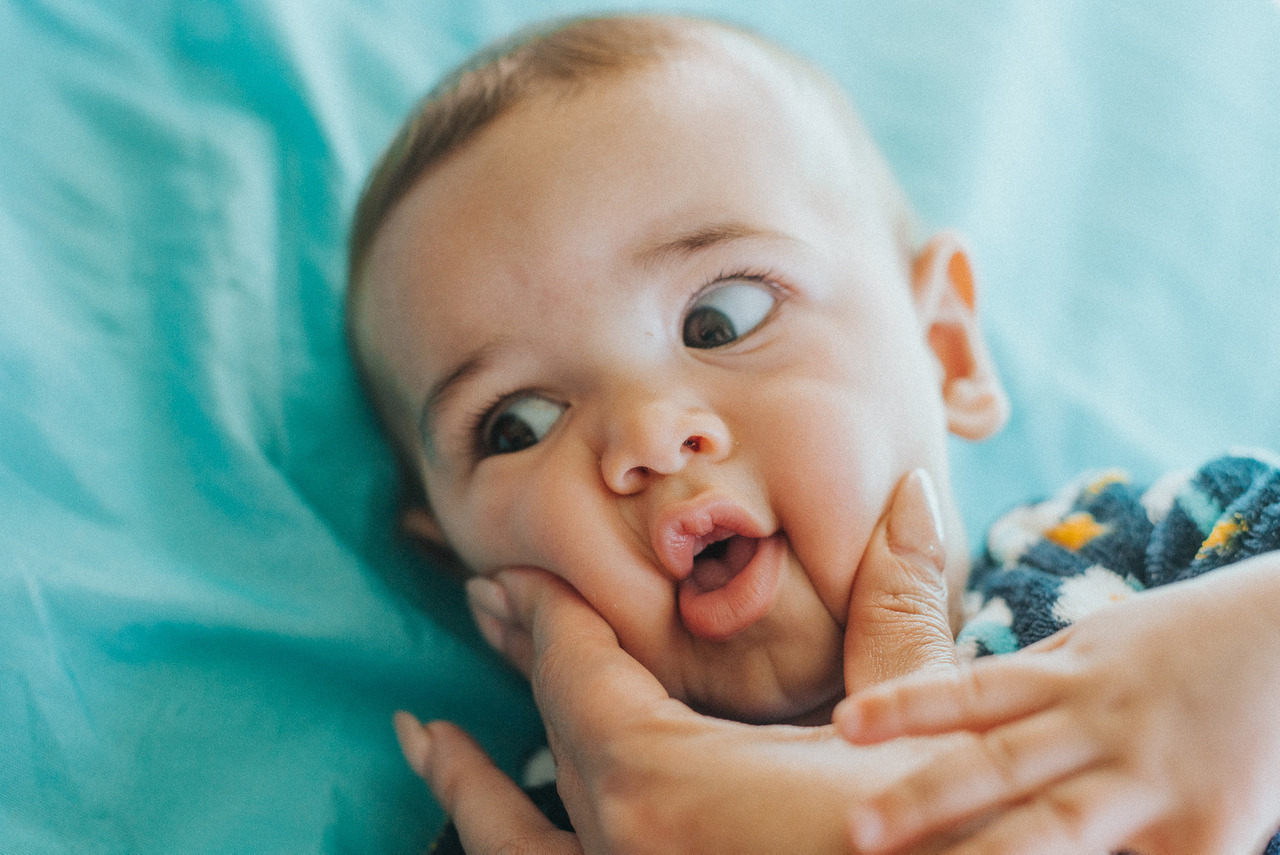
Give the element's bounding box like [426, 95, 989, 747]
[347, 11, 1005, 727]
[347, 13, 1280, 854]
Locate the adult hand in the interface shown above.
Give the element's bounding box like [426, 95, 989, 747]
[399, 469, 964, 854]
[395, 713, 582, 855]
[844, 468, 958, 691]
[834, 552, 1280, 855]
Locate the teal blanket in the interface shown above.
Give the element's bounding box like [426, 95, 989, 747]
[3, 1, 1278, 851]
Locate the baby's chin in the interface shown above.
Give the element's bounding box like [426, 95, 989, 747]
[686, 686, 843, 726]
[650, 573, 847, 725]
[676, 656, 845, 726]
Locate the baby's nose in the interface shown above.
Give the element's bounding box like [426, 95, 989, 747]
[599, 399, 731, 495]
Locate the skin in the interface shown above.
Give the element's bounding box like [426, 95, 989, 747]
[355, 37, 1007, 726]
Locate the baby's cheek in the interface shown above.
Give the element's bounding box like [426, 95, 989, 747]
[764, 410, 892, 611]
[500, 468, 632, 587]
[436, 476, 557, 574]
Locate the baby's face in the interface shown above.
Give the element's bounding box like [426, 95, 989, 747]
[360, 50, 970, 723]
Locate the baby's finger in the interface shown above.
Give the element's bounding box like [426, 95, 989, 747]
[846, 708, 1099, 852]
[924, 771, 1160, 855]
[835, 655, 1064, 743]
[395, 713, 582, 855]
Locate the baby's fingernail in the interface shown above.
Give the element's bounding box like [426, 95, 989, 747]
[887, 468, 945, 571]
[392, 711, 433, 777]
[466, 576, 512, 623]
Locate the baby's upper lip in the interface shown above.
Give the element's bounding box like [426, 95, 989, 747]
[652, 496, 769, 580]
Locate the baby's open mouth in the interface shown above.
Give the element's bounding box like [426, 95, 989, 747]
[651, 498, 786, 640]
[679, 531, 786, 641]
[689, 534, 760, 593]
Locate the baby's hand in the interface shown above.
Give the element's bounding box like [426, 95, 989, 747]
[834, 552, 1280, 855]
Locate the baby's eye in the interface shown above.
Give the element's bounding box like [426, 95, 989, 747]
[480, 395, 566, 456]
[682, 279, 776, 349]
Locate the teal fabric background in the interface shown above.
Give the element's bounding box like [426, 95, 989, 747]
[2, 1, 1277, 851]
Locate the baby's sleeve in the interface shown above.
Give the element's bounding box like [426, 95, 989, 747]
[958, 451, 1280, 658]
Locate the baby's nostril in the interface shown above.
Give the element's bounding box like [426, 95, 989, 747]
[683, 436, 703, 452]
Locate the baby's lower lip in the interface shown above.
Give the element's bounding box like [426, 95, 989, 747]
[678, 533, 786, 641]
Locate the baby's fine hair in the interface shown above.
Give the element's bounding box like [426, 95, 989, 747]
[346, 13, 916, 294]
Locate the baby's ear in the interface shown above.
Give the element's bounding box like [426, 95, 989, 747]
[401, 501, 472, 581]
[398, 477, 470, 578]
[401, 504, 447, 545]
[912, 231, 1010, 441]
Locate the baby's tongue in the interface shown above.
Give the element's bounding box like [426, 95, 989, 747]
[689, 535, 756, 592]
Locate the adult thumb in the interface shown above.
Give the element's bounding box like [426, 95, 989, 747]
[844, 469, 959, 693]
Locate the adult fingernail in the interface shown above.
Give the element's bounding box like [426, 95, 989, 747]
[849, 806, 884, 850]
[887, 469, 945, 571]
[474, 609, 510, 652]
[466, 578, 513, 653]
[466, 576, 512, 623]
[392, 710, 432, 778]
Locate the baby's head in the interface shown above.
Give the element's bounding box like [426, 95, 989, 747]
[348, 14, 1007, 724]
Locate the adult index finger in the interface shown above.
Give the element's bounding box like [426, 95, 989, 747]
[495, 568, 678, 748]
[844, 469, 958, 692]
[395, 714, 582, 855]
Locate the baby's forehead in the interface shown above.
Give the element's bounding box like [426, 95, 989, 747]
[605, 25, 857, 136]
[527, 31, 893, 220]
[465, 36, 880, 216]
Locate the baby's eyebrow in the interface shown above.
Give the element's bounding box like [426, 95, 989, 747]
[632, 221, 792, 269]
